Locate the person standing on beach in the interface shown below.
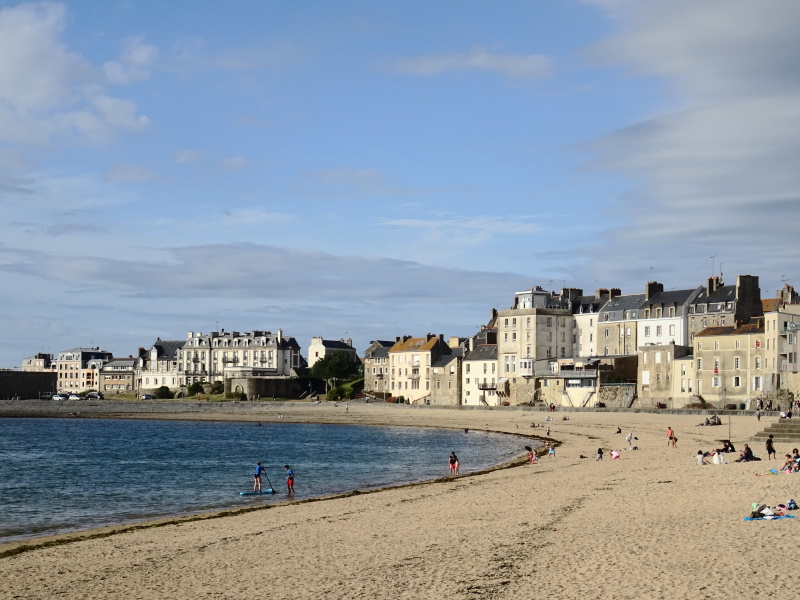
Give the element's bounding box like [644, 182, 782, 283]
[667, 426, 674, 447]
[626, 432, 633, 447]
[253, 461, 264, 492]
[449, 452, 459, 476]
[766, 434, 776, 460]
[756, 409, 762, 422]
[284, 465, 295, 495]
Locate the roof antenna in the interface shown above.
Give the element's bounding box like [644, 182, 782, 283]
[710, 255, 716, 277]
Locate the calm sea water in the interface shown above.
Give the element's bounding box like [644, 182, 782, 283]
[0, 418, 531, 543]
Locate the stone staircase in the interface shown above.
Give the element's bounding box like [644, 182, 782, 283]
[751, 420, 800, 444]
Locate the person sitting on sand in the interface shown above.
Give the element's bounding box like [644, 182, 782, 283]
[735, 445, 755, 462]
[697, 450, 709, 466]
[779, 454, 795, 472]
[610, 450, 620, 460]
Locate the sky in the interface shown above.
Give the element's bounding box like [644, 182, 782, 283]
[2, 0, 800, 367]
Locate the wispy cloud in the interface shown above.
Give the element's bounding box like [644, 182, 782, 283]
[103, 35, 159, 85]
[393, 46, 552, 80]
[103, 163, 161, 182]
[173, 148, 202, 164]
[219, 156, 250, 171]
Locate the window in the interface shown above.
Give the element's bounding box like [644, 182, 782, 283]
[512, 318, 516, 326]
[712, 376, 720, 387]
[698, 342, 702, 350]
[755, 357, 761, 369]
[734, 357, 740, 369]
[656, 308, 662, 318]
[714, 341, 719, 350]
[656, 326, 662, 336]
[669, 307, 675, 317]
[547, 317, 553, 327]
[697, 359, 702, 370]
[504, 319, 508, 328]
[644, 326, 650, 337]
[733, 376, 741, 387]
[669, 325, 675, 336]
[753, 376, 762, 391]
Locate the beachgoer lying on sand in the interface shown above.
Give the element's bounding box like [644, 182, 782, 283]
[610, 450, 620, 460]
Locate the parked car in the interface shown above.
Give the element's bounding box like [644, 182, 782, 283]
[68, 394, 81, 401]
[87, 391, 104, 399]
[39, 392, 54, 399]
[141, 394, 156, 400]
[52, 394, 67, 401]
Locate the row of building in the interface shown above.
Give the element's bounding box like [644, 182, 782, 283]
[21, 274, 800, 409]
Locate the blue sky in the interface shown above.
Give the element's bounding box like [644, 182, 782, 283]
[2, 0, 800, 367]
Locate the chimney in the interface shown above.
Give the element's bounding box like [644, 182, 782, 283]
[610, 288, 621, 298]
[347, 338, 353, 347]
[707, 276, 720, 295]
[469, 337, 475, 352]
[595, 288, 609, 299]
[645, 281, 663, 300]
[277, 329, 282, 344]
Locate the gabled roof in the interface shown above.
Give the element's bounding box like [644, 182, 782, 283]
[390, 336, 444, 353]
[433, 351, 461, 368]
[762, 298, 781, 313]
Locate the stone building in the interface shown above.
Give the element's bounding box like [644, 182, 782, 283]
[55, 347, 113, 393]
[389, 334, 453, 404]
[461, 327, 498, 406]
[362, 340, 394, 399]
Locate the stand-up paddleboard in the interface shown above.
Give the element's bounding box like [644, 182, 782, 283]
[240, 489, 274, 495]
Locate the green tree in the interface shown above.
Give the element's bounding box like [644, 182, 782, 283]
[188, 382, 204, 396]
[155, 385, 174, 399]
[310, 352, 358, 390]
[210, 381, 224, 395]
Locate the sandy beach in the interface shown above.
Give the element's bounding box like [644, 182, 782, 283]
[1, 404, 796, 599]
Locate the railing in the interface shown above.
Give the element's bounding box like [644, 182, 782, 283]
[409, 374, 420, 380]
[477, 382, 496, 390]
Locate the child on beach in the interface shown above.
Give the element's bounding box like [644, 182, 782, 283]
[449, 452, 459, 475]
[610, 450, 620, 460]
[596, 448, 604, 461]
[548, 443, 556, 458]
[284, 465, 295, 494]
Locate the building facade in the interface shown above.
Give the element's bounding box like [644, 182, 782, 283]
[56, 347, 113, 393]
[362, 340, 393, 398]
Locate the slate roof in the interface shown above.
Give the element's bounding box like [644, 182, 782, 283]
[433, 351, 462, 368]
[762, 298, 781, 313]
[320, 339, 355, 350]
[641, 288, 700, 309]
[691, 285, 736, 305]
[152, 340, 184, 360]
[599, 294, 646, 314]
[464, 344, 498, 362]
[571, 294, 610, 315]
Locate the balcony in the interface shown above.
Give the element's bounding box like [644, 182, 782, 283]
[375, 373, 384, 379]
[409, 373, 420, 380]
[477, 381, 496, 390]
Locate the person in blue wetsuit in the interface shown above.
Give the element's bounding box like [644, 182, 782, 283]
[253, 461, 264, 492]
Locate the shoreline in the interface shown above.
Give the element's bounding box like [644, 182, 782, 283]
[2, 403, 795, 599]
[0, 404, 549, 554]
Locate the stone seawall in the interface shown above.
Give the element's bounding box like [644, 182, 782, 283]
[0, 398, 767, 419]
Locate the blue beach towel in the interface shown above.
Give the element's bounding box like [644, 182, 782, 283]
[743, 515, 796, 521]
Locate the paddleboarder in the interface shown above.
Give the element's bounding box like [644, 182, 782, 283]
[253, 461, 264, 492]
[284, 464, 295, 495]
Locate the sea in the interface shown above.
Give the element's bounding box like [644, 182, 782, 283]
[0, 418, 532, 544]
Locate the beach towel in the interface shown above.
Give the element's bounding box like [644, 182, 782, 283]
[743, 515, 795, 521]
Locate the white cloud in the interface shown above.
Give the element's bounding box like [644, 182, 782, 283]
[173, 148, 202, 164]
[393, 46, 552, 80]
[103, 36, 159, 84]
[0, 2, 150, 145]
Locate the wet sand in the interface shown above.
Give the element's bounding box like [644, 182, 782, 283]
[1, 404, 793, 599]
